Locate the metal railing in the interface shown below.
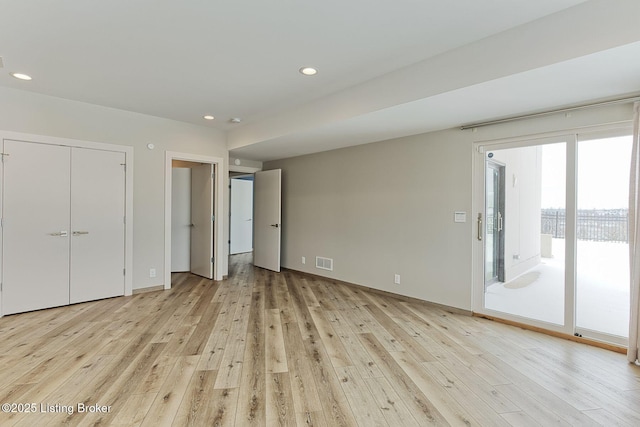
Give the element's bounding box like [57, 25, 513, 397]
[541, 209, 628, 243]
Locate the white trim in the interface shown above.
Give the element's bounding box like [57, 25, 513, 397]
[229, 164, 261, 173]
[474, 121, 632, 149]
[164, 151, 225, 289]
[0, 130, 134, 317]
[564, 136, 578, 335]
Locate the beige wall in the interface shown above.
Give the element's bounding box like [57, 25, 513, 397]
[0, 86, 228, 290]
[265, 102, 635, 311]
[266, 129, 474, 309]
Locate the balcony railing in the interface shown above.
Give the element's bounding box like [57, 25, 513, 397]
[541, 209, 628, 243]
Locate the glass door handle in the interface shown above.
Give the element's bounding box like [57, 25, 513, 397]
[497, 212, 503, 232]
[72, 231, 89, 236]
[477, 214, 483, 241]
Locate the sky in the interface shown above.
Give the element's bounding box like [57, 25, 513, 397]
[541, 136, 632, 209]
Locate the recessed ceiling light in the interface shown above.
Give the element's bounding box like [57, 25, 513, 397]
[203, 115, 215, 120]
[11, 72, 32, 81]
[299, 67, 318, 76]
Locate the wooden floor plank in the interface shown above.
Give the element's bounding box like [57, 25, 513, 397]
[335, 365, 388, 426]
[266, 372, 297, 427]
[266, 308, 289, 373]
[235, 286, 266, 426]
[140, 355, 199, 427]
[363, 376, 421, 427]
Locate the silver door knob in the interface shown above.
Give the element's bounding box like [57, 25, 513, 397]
[72, 231, 89, 236]
[49, 231, 68, 237]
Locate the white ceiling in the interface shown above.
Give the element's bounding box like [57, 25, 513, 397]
[1, 0, 639, 161]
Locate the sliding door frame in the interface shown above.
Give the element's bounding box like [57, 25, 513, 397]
[472, 122, 633, 345]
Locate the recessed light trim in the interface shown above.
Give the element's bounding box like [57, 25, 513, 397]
[299, 67, 318, 76]
[203, 115, 215, 120]
[11, 72, 32, 81]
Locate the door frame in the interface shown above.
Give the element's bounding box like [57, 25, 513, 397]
[228, 162, 261, 264]
[230, 176, 255, 255]
[164, 151, 224, 288]
[0, 130, 134, 317]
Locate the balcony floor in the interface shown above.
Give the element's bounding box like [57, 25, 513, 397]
[485, 238, 630, 341]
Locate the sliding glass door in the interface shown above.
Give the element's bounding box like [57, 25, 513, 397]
[575, 135, 632, 344]
[476, 130, 632, 346]
[483, 141, 567, 326]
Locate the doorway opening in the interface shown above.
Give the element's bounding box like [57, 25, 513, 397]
[170, 160, 218, 279]
[164, 152, 225, 289]
[229, 174, 254, 255]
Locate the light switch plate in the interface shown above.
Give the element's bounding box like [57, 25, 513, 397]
[454, 211, 467, 223]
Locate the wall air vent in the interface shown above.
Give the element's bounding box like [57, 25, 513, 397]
[315, 256, 333, 271]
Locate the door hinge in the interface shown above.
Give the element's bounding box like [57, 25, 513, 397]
[211, 215, 215, 222]
[123, 216, 126, 224]
[123, 268, 126, 276]
[121, 163, 126, 171]
[0, 152, 8, 162]
[0, 218, 3, 227]
[211, 257, 214, 263]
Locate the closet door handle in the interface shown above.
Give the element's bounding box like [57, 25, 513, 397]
[72, 231, 89, 236]
[49, 231, 68, 237]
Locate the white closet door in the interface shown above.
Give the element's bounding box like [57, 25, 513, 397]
[190, 163, 213, 279]
[2, 140, 71, 314]
[69, 148, 125, 303]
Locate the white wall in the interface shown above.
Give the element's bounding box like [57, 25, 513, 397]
[0, 86, 228, 290]
[265, 102, 634, 311]
[491, 146, 543, 281]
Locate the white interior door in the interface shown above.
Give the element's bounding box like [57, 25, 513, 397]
[253, 169, 281, 272]
[2, 140, 71, 314]
[171, 168, 191, 271]
[230, 177, 253, 254]
[69, 148, 126, 303]
[190, 163, 213, 279]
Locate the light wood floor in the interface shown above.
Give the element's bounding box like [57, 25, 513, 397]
[1, 254, 639, 426]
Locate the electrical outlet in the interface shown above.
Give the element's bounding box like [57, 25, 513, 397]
[302, 256, 306, 265]
[150, 268, 156, 278]
[394, 274, 401, 285]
